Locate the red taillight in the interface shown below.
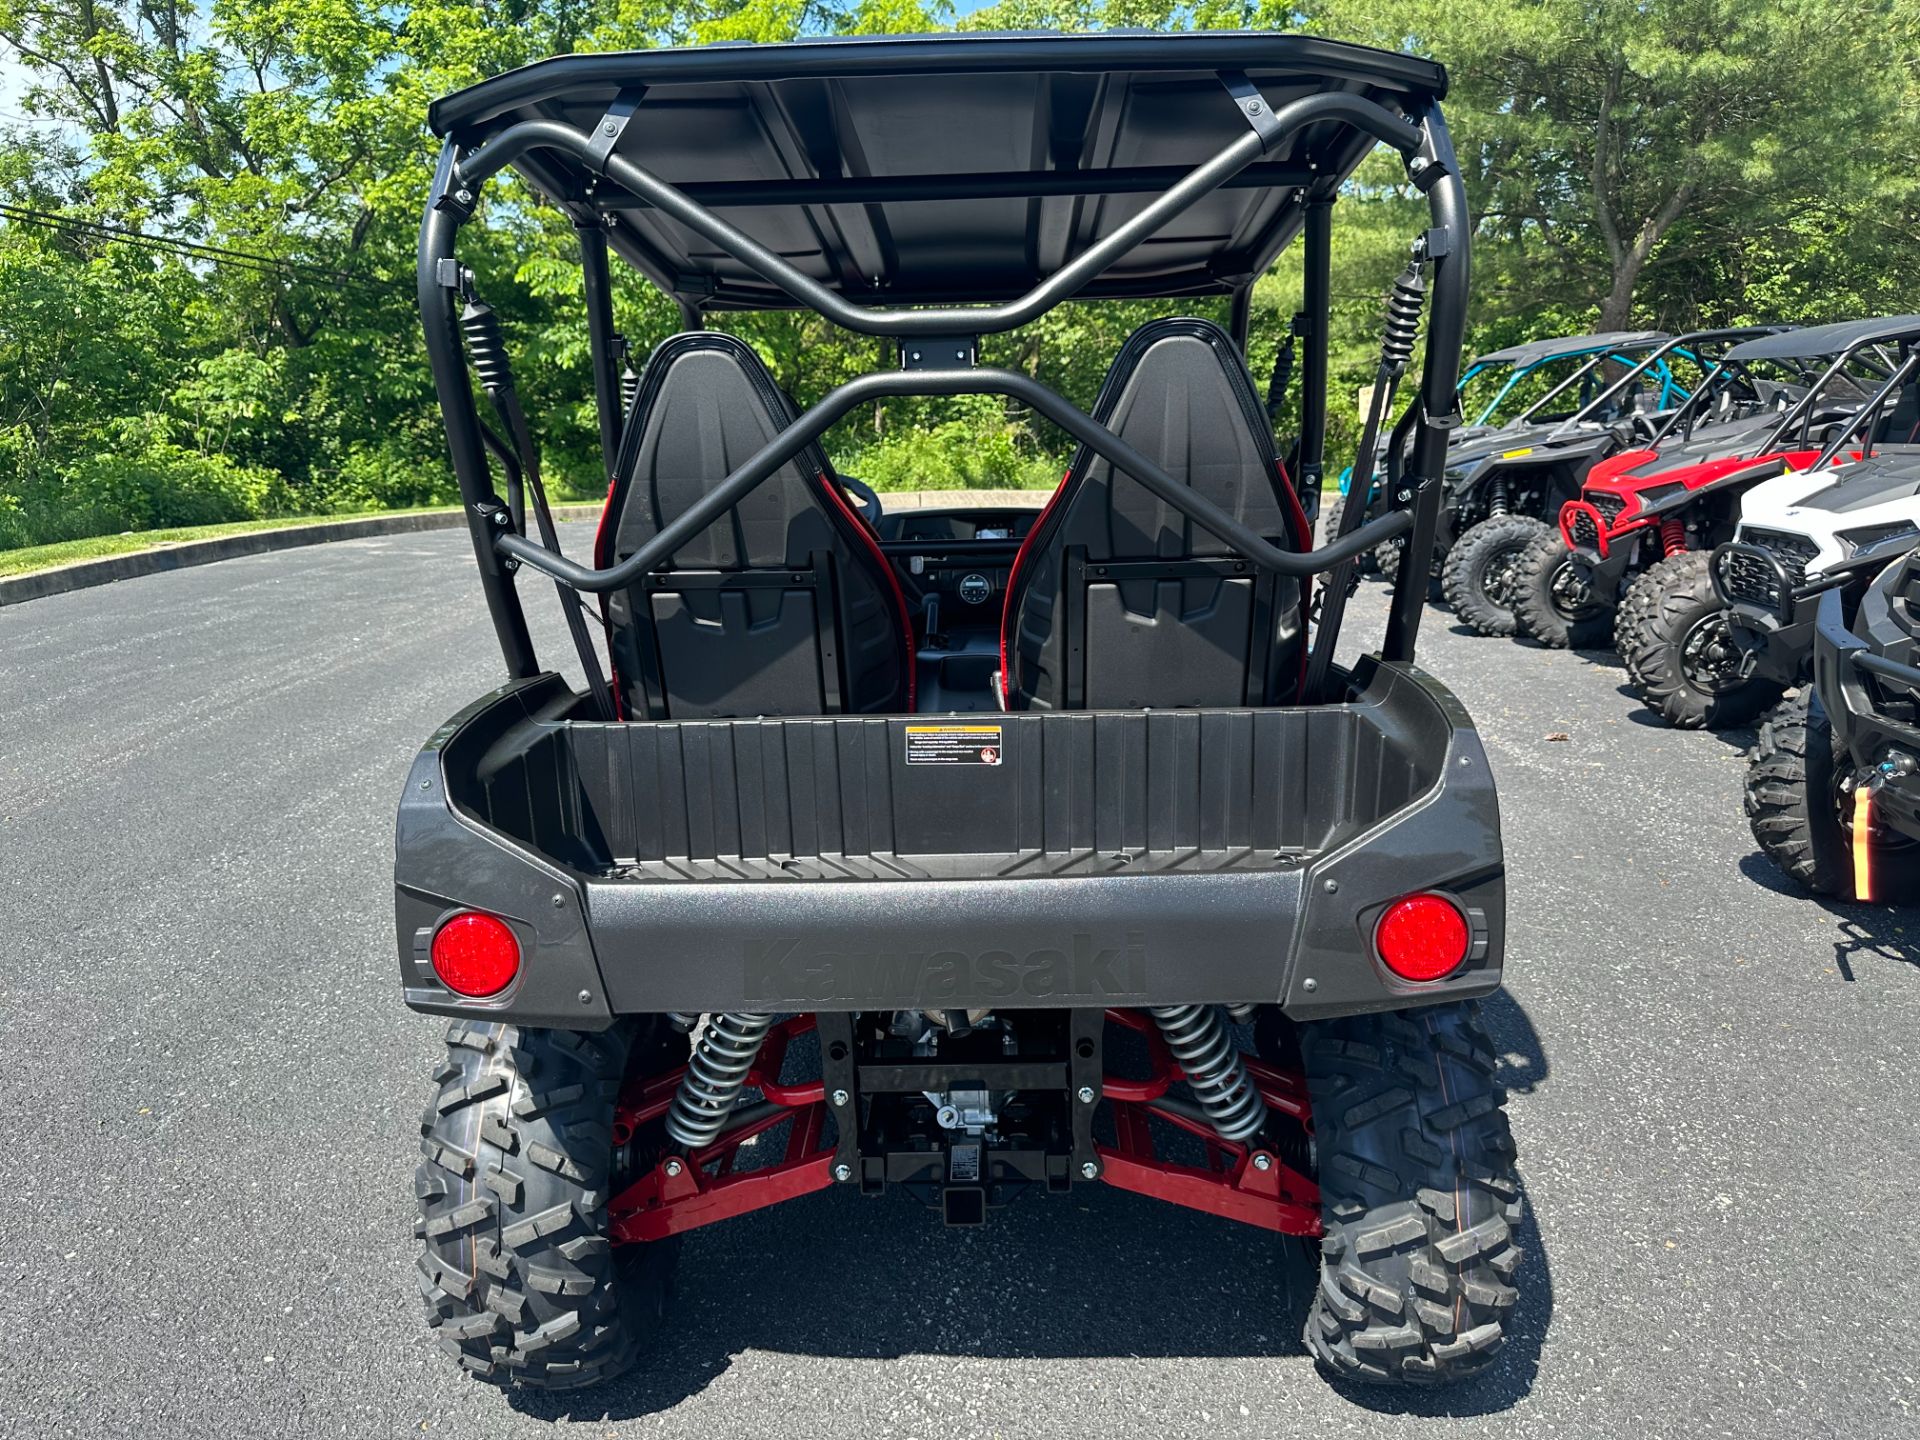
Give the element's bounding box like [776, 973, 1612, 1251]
[431, 912, 521, 997]
[1374, 893, 1470, 982]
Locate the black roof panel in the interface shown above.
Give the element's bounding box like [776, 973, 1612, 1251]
[1468, 330, 1669, 369]
[430, 32, 1449, 310]
[1724, 315, 1920, 362]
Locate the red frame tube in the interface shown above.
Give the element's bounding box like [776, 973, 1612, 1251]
[606, 1009, 1321, 1243]
[609, 1016, 835, 1243]
[1096, 1008, 1320, 1234]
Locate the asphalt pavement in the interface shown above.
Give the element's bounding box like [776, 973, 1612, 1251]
[2, 524, 1916, 1439]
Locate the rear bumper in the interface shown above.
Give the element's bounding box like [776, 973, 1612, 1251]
[394, 659, 1505, 1027]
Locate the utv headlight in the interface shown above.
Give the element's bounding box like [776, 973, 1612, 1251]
[1837, 520, 1920, 556]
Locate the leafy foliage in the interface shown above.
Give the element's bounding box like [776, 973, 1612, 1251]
[2, 0, 1917, 549]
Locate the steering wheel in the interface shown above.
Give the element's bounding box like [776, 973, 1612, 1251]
[1614, 411, 1659, 446]
[836, 473, 884, 527]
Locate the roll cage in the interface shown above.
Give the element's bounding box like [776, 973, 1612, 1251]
[415, 31, 1471, 687]
[1537, 329, 1765, 442]
[1655, 317, 1920, 457]
[1461, 331, 1680, 431]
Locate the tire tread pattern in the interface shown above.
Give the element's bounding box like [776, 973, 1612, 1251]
[1511, 529, 1612, 649]
[415, 1020, 681, 1390]
[1618, 550, 1781, 730]
[1302, 1002, 1524, 1385]
[1442, 516, 1551, 637]
[1744, 691, 1844, 894]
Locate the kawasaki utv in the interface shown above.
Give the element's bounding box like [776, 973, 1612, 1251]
[1384, 332, 1707, 635]
[1507, 320, 1887, 654]
[399, 31, 1522, 1393]
[1747, 535, 1920, 901]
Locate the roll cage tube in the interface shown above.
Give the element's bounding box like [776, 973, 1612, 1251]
[420, 145, 537, 678]
[1296, 194, 1333, 498]
[1751, 337, 1914, 457]
[1384, 119, 1468, 662]
[1460, 350, 1600, 429]
[1522, 343, 1688, 431]
[419, 75, 1468, 675]
[1546, 329, 1773, 441]
[441, 92, 1420, 339]
[1495, 347, 1638, 429]
[1809, 346, 1920, 472]
[495, 366, 1413, 592]
[1655, 355, 1771, 445]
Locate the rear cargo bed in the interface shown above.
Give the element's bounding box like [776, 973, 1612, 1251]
[396, 657, 1503, 1025]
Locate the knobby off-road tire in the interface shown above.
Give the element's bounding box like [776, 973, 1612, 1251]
[1746, 691, 1848, 894]
[1442, 516, 1552, 637]
[416, 1018, 688, 1389]
[1618, 550, 1782, 729]
[1612, 564, 1665, 685]
[1322, 492, 1382, 576]
[1746, 690, 1920, 899]
[1510, 530, 1613, 649]
[1301, 1001, 1524, 1385]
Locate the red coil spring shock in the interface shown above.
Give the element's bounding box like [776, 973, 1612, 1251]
[1660, 517, 1687, 557]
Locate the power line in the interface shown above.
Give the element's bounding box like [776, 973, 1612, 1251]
[0, 203, 290, 279]
[0, 200, 357, 283]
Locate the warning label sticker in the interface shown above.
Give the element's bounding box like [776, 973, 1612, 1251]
[904, 724, 1004, 766]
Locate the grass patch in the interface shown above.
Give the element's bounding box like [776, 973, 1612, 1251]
[0, 507, 463, 578]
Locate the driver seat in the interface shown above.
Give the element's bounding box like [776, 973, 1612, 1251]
[595, 332, 914, 719]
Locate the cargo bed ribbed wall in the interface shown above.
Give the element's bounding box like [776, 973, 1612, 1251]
[464, 705, 1440, 882]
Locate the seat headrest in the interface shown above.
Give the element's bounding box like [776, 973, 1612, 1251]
[1061, 317, 1290, 557]
[600, 332, 838, 571]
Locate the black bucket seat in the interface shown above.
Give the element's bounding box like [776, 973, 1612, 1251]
[596, 332, 914, 719]
[1000, 318, 1310, 711]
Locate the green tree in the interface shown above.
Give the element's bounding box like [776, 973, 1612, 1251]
[1310, 0, 1920, 328]
[6, 0, 1920, 551]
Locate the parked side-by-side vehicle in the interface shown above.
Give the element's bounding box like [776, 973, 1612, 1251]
[1327, 327, 1682, 558]
[1386, 331, 1712, 635]
[1507, 322, 1916, 729]
[1747, 536, 1920, 899]
[1704, 324, 1920, 727]
[399, 31, 1525, 1394]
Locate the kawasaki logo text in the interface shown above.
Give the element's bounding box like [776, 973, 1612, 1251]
[745, 933, 1149, 1003]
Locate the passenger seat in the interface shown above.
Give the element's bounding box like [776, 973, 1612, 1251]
[596, 333, 914, 719]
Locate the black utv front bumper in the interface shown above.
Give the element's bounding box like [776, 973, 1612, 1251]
[1564, 537, 1637, 598]
[1813, 568, 1920, 846]
[394, 658, 1505, 1028]
[1713, 542, 1820, 685]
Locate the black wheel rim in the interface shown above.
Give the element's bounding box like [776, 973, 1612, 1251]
[1548, 557, 1604, 622]
[1678, 611, 1744, 694]
[1486, 540, 1529, 607]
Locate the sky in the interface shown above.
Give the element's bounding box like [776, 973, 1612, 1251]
[0, 7, 1020, 131]
[0, 56, 26, 120]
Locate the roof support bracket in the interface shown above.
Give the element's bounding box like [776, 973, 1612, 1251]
[586, 87, 647, 174]
[1406, 107, 1458, 190]
[1219, 72, 1284, 154]
[431, 158, 478, 220]
[901, 336, 979, 370]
